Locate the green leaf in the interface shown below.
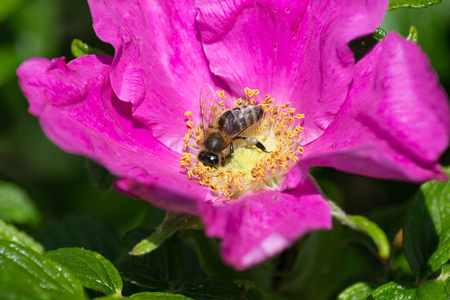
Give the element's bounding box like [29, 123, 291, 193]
[415, 280, 450, 300]
[45, 248, 123, 296]
[277, 220, 346, 300]
[428, 228, 450, 274]
[71, 39, 106, 58]
[349, 28, 386, 62]
[130, 292, 194, 300]
[130, 212, 202, 256]
[85, 159, 114, 198]
[180, 277, 244, 300]
[388, 0, 441, 10]
[403, 167, 450, 278]
[374, 28, 387, 42]
[120, 230, 184, 290]
[0, 240, 86, 300]
[0, 219, 44, 254]
[407, 25, 419, 42]
[0, 181, 41, 225]
[369, 281, 416, 299]
[183, 230, 237, 279]
[338, 282, 374, 300]
[329, 201, 391, 259]
[36, 217, 121, 261]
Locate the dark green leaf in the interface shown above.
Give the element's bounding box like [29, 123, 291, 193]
[71, 39, 107, 58]
[329, 201, 391, 259]
[36, 217, 121, 261]
[407, 25, 419, 42]
[277, 220, 345, 300]
[0, 219, 44, 253]
[183, 230, 237, 279]
[0, 181, 41, 225]
[130, 212, 202, 256]
[45, 248, 122, 296]
[349, 28, 386, 62]
[338, 282, 373, 300]
[120, 230, 184, 290]
[388, 0, 441, 10]
[404, 168, 450, 278]
[130, 292, 194, 299]
[180, 277, 243, 300]
[369, 281, 416, 299]
[0, 240, 86, 300]
[85, 159, 114, 198]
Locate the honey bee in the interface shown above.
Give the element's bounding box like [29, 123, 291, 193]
[197, 84, 268, 167]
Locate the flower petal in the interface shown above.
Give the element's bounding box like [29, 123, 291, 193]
[17, 55, 206, 214]
[199, 178, 331, 270]
[302, 32, 450, 182]
[88, 0, 223, 150]
[196, 0, 388, 143]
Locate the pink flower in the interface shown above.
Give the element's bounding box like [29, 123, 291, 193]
[17, 0, 449, 270]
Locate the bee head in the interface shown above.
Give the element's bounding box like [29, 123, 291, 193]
[198, 151, 220, 167]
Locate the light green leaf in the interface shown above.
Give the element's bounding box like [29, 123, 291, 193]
[374, 28, 387, 41]
[369, 281, 416, 299]
[45, 248, 122, 296]
[0, 240, 86, 300]
[130, 292, 194, 300]
[388, 0, 441, 10]
[404, 167, 450, 278]
[428, 228, 450, 274]
[407, 25, 419, 42]
[415, 280, 450, 299]
[338, 282, 373, 300]
[130, 212, 202, 256]
[0, 219, 44, 254]
[71, 39, 106, 58]
[0, 181, 41, 225]
[329, 201, 391, 259]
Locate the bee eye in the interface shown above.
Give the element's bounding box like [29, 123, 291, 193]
[198, 151, 219, 167]
[210, 155, 219, 166]
[198, 151, 208, 161]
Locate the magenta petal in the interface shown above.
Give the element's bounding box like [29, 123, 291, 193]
[17, 55, 207, 214]
[196, 0, 388, 142]
[302, 32, 450, 182]
[200, 179, 331, 270]
[88, 0, 220, 150]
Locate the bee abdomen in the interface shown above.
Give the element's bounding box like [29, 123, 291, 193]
[219, 105, 263, 136]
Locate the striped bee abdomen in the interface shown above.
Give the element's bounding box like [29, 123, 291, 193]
[218, 106, 263, 136]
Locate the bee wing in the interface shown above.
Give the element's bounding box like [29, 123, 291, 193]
[199, 84, 219, 135]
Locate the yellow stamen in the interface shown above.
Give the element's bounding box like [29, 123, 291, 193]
[216, 90, 227, 98]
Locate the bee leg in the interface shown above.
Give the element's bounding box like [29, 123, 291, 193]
[233, 136, 269, 153]
[224, 142, 234, 160]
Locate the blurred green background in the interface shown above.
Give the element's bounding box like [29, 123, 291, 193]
[0, 1, 449, 298]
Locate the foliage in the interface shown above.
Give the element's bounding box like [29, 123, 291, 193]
[0, 0, 449, 299]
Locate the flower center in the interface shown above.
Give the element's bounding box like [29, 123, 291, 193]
[180, 88, 304, 200]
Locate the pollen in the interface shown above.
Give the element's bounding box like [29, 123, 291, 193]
[179, 88, 305, 200]
[216, 90, 227, 99]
